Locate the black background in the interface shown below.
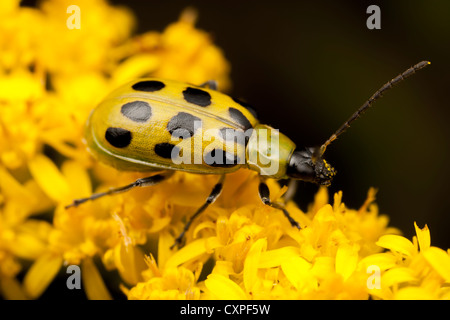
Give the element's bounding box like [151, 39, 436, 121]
[111, 0, 450, 250]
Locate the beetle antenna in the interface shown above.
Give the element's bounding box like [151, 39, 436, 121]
[319, 60, 430, 156]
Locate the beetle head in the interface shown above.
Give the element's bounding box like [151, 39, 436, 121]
[286, 147, 336, 186]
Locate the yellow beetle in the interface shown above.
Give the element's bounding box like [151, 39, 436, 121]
[67, 61, 430, 248]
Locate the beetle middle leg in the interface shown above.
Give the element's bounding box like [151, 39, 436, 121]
[65, 171, 174, 209]
[258, 178, 301, 229]
[281, 179, 298, 203]
[171, 174, 225, 249]
[199, 80, 218, 90]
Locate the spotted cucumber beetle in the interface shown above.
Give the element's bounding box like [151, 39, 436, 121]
[66, 61, 430, 248]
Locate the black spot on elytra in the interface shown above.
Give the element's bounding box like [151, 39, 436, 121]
[183, 87, 211, 107]
[105, 127, 132, 148]
[228, 107, 253, 130]
[219, 128, 249, 146]
[132, 80, 165, 92]
[154, 143, 180, 159]
[204, 148, 240, 167]
[121, 101, 152, 123]
[167, 112, 202, 139]
[232, 97, 258, 119]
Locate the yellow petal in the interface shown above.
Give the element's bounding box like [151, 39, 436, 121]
[358, 253, 397, 271]
[9, 232, 47, 260]
[28, 154, 70, 202]
[24, 253, 63, 299]
[114, 240, 146, 285]
[0, 276, 28, 300]
[193, 220, 216, 239]
[212, 260, 235, 277]
[147, 216, 171, 233]
[61, 160, 92, 198]
[311, 186, 329, 214]
[0, 71, 43, 101]
[157, 230, 174, 269]
[414, 222, 430, 252]
[112, 54, 160, 85]
[335, 244, 359, 281]
[258, 246, 301, 268]
[165, 238, 208, 268]
[422, 247, 450, 282]
[394, 287, 435, 300]
[24, 180, 53, 212]
[272, 185, 288, 201]
[81, 258, 112, 300]
[243, 238, 266, 293]
[0, 0, 20, 14]
[0, 165, 33, 201]
[311, 257, 334, 279]
[204, 274, 247, 300]
[205, 236, 223, 253]
[281, 255, 315, 290]
[17, 219, 52, 242]
[315, 204, 335, 223]
[376, 235, 416, 257]
[358, 187, 377, 213]
[382, 267, 417, 287]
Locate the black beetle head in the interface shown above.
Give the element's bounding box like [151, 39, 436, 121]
[286, 147, 336, 186]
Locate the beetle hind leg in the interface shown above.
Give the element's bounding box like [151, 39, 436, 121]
[65, 171, 174, 209]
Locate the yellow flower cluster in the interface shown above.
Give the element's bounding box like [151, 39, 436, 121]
[0, 0, 449, 300]
[124, 183, 450, 300]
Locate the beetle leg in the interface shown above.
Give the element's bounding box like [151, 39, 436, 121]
[282, 179, 298, 203]
[199, 80, 218, 90]
[258, 179, 301, 229]
[65, 171, 174, 209]
[171, 174, 225, 249]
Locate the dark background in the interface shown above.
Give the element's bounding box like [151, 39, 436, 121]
[109, 0, 450, 249]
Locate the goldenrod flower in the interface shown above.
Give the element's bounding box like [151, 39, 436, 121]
[0, 165, 53, 299]
[123, 173, 399, 300]
[0, 0, 231, 300]
[111, 7, 231, 90]
[126, 254, 201, 300]
[0, 0, 448, 301]
[367, 222, 450, 299]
